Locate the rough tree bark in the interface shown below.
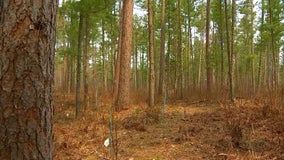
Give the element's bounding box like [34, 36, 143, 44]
[0, 0, 56, 159]
[115, 0, 133, 110]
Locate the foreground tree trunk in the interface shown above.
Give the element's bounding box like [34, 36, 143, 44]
[0, 1, 56, 159]
[115, 0, 134, 110]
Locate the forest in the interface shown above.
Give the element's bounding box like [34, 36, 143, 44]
[0, 0, 283, 159]
[52, 0, 284, 159]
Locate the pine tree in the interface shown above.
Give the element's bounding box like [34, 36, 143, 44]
[0, 1, 56, 158]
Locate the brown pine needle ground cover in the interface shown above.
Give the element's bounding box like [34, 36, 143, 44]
[53, 93, 284, 160]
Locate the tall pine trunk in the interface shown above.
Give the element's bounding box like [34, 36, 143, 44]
[69, 16, 76, 93]
[257, 0, 265, 94]
[231, 0, 236, 100]
[76, 13, 83, 117]
[219, 0, 225, 87]
[102, 20, 108, 91]
[148, 0, 155, 107]
[113, 1, 123, 102]
[250, 0, 255, 94]
[187, 1, 193, 91]
[115, 0, 133, 110]
[205, 0, 212, 94]
[268, 0, 278, 91]
[158, 0, 166, 95]
[83, 13, 90, 109]
[0, 1, 56, 159]
[224, 0, 234, 102]
[177, 0, 183, 99]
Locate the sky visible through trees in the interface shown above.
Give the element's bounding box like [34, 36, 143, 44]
[50, 0, 284, 158]
[55, 0, 284, 110]
[1, 0, 284, 159]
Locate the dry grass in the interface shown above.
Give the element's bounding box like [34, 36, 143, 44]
[53, 92, 284, 160]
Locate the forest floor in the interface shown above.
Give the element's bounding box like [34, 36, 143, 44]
[53, 92, 284, 160]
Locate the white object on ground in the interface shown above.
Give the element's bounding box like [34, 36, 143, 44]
[104, 138, 109, 147]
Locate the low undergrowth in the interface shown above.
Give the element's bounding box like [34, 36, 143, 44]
[53, 93, 284, 159]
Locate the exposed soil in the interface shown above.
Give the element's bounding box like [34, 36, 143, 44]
[53, 94, 284, 160]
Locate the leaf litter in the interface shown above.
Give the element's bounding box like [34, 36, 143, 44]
[54, 94, 284, 160]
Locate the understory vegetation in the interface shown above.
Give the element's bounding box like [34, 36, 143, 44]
[53, 91, 284, 159]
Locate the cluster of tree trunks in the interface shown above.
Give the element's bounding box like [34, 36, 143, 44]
[54, 0, 283, 109]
